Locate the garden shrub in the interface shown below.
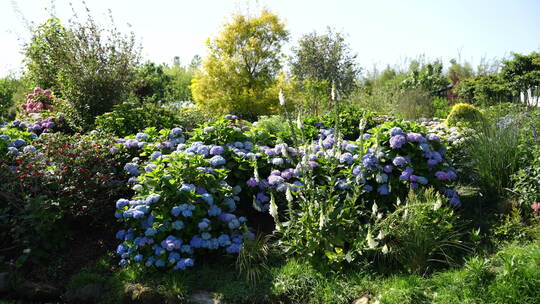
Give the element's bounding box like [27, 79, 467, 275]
[511, 149, 540, 213]
[24, 13, 140, 130]
[267, 120, 460, 265]
[446, 103, 485, 128]
[0, 130, 131, 264]
[113, 118, 266, 270]
[95, 102, 200, 137]
[301, 104, 379, 141]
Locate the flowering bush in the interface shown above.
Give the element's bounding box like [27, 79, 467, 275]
[264, 119, 461, 264]
[112, 115, 461, 269]
[114, 119, 264, 270]
[20, 87, 55, 116]
[1, 131, 131, 264]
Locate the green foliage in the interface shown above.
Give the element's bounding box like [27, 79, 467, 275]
[433, 96, 451, 118]
[511, 149, 540, 211]
[447, 58, 474, 83]
[191, 9, 289, 119]
[24, 12, 140, 131]
[446, 103, 485, 128]
[394, 88, 435, 120]
[300, 104, 379, 141]
[454, 74, 513, 105]
[94, 101, 201, 137]
[400, 60, 450, 96]
[289, 28, 360, 102]
[295, 78, 330, 116]
[132, 61, 171, 102]
[0, 131, 130, 265]
[164, 56, 200, 102]
[500, 51, 540, 95]
[236, 234, 273, 285]
[375, 189, 467, 274]
[0, 76, 18, 121]
[466, 123, 522, 199]
[255, 115, 294, 139]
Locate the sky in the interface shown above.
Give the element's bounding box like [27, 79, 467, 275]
[1, 0, 539, 77]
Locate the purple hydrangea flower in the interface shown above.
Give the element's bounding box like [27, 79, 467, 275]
[389, 135, 407, 149]
[406, 132, 426, 143]
[392, 156, 408, 166]
[246, 177, 258, 187]
[340, 152, 354, 164]
[389, 127, 403, 136]
[268, 175, 284, 186]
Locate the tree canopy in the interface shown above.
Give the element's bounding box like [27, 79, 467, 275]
[191, 9, 289, 120]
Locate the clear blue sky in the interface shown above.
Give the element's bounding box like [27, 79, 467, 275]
[1, 0, 539, 77]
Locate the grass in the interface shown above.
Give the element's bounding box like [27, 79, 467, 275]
[46, 239, 539, 304]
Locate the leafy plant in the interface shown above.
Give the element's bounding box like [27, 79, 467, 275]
[95, 101, 189, 137]
[24, 10, 140, 130]
[446, 103, 485, 128]
[374, 188, 468, 274]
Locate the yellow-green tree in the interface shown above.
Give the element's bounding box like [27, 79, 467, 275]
[191, 10, 289, 120]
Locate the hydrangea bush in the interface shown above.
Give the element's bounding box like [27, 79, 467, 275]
[113, 115, 462, 269]
[114, 118, 267, 270]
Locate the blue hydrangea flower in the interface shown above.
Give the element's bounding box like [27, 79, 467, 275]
[228, 218, 240, 229]
[201, 193, 214, 204]
[377, 184, 389, 195]
[116, 199, 130, 209]
[172, 220, 184, 230]
[268, 175, 284, 186]
[134, 254, 144, 262]
[406, 132, 425, 143]
[115, 230, 126, 240]
[224, 198, 236, 211]
[226, 243, 241, 254]
[198, 218, 210, 230]
[23, 145, 36, 153]
[208, 205, 222, 217]
[389, 135, 407, 149]
[178, 183, 195, 192]
[135, 132, 148, 141]
[281, 169, 294, 180]
[7, 147, 19, 156]
[124, 163, 140, 175]
[150, 151, 162, 160]
[125, 139, 139, 149]
[417, 176, 428, 185]
[389, 127, 403, 136]
[12, 139, 26, 147]
[393, 156, 408, 166]
[337, 179, 351, 190]
[145, 228, 157, 236]
[169, 127, 183, 138]
[362, 152, 378, 169]
[209, 155, 226, 166]
[340, 153, 354, 164]
[400, 167, 414, 181]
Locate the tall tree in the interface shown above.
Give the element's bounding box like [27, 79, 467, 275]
[289, 28, 360, 98]
[191, 9, 289, 119]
